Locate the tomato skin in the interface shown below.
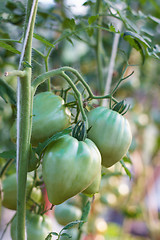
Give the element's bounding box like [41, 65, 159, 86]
[10, 92, 71, 146]
[54, 202, 82, 226]
[87, 107, 132, 168]
[11, 211, 53, 240]
[83, 168, 101, 195]
[42, 135, 101, 205]
[2, 173, 33, 210]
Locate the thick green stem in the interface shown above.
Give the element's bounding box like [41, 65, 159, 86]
[16, 0, 38, 239]
[96, 0, 103, 95]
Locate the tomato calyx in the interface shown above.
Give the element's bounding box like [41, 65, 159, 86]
[72, 121, 87, 141]
[112, 100, 130, 115]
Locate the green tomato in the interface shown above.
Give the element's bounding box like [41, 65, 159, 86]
[2, 173, 33, 210]
[26, 187, 43, 209]
[87, 107, 132, 168]
[54, 202, 82, 226]
[11, 211, 52, 240]
[83, 167, 101, 195]
[42, 135, 101, 205]
[10, 92, 71, 146]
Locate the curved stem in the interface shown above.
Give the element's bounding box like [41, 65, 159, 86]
[0, 158, 15, 179]
[32, 66, 117, 103]
[61, 72, 88, 129]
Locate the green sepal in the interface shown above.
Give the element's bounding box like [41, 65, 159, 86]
[72, 121, 87, 141]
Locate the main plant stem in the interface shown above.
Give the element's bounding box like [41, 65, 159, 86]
[16, 0, 38, 239]
[96, 0, 103, 95]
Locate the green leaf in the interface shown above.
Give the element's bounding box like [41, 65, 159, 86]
[60, 233, 72, 239]
[66, 37, 74, 46]
[22, 61, 32, 68]
[120, 159, 132, 179]
[148, 15, 160, 24]
[123, 31, 150, 49]
[79, 201, 91, 229]
[33, 33, 55, 48]
[0, 78, 17, 105]
[45, 232, 58, 240]
[63, 18, 76, 31]
[109, 24, 117, 33]
[123, 31, 149, 63]
[0, 41, 20, 54]
[0, 150, 16, 159]
[35, 127, 72, 156]
[123, 155, 132, 164]
[88, 15, 98, 25]
[62, 220, 84, 231]
[83, 1, 94, 6]
[86, 27, 94, 37]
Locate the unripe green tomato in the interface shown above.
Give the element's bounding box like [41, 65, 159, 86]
[54, 203, 82, 226]
[11, 211, 53, 240]
[26, 187, 43, 209]
[10, 92, 71, 146]
[83, 168, 101, 195]
[42, 135, 101, 205]
[2, 173, 33, 210]
[87, 107, 132, 168]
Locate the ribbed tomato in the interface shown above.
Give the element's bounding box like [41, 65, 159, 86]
[42, 135, 101, 205]
[54, 202, 82, 226]
[87, 107, 132, 168]
[10, 91, 71, 146]
[11, 211, 52, 240]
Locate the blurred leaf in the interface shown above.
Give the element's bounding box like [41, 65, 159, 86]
[86, 27, 94, 37]
[22, 61, 32, 68]
[0, 150, 16, 159]
[60, 233, 71, 238]
[0, 78, 16, 105]
[63, 18, 76, 31]
[123, 31, 150, 63]
[148, 15, 160, 24]
[120, 159, 132, 179]
[66, 37, 74, 46]
[45, 232, 58, 240]
[88, 15, 98, 25]
[123, 155, 132, 164]
[123, 31, 150, 48]
[0, 41, 20, 54]
[79, 201, 91, 229]
[33, 33, 55, 48]
[62, 220, 84, 231]
[83, 1, 95, 6]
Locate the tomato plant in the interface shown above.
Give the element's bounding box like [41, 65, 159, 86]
[54, 202, 82, 226]
[11, 211, 53, 240]
[42, 134, 101, 205]
[10, 92, 71, 146]
[87, 107, 132, 168]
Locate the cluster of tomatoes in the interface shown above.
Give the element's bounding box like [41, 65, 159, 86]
[1, 91, 132, 239]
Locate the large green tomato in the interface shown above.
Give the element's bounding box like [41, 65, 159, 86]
[1, 173, 33, 210]
[11, 211, 53, 240]
[83, 167, 101, 195]
[54, 202, 82, 226]
[42, 135, 101, 205]
[87, 107, 132, 168]
[10, 92, 71, 146]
